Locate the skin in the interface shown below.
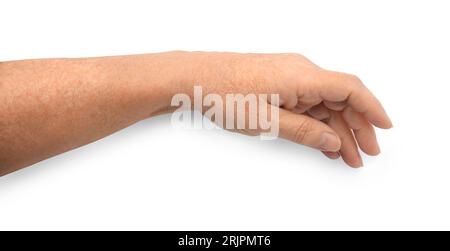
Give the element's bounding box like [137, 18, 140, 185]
[0, 51, 392, 176]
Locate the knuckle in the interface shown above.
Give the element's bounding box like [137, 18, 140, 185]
[282, 53, 306, 61]
[293, 54, 308, 62]
[346, 74, 364, 87]
[293, 119, 312, 143]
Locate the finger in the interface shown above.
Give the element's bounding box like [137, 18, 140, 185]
[278, 108, 341, 152]
[328, 111, 363, 168]
[311, 70, 393, 129]
[293, 95, 322, 114]
[322, 151, 340, 159]
[323, 100, 347, 111]
[307, 103, 330, 121]
[342, 107, 380, 155]
[305, 106, 340, 160]
[292, 106, 308, 114]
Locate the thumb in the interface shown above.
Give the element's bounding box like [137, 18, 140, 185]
[278, 109, 341, 152]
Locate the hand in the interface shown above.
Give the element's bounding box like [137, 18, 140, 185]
[0, 52, 392, 175]
[175, 52, 392, 167]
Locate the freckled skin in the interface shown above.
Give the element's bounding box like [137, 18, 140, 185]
[0, 51, 392, 175]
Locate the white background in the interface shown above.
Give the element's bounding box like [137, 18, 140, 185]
[0, 0, 449, 230]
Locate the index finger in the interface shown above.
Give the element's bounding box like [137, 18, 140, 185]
[311, 70, 392, 129]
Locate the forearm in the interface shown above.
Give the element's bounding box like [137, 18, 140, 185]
[0, 52, 187, 175]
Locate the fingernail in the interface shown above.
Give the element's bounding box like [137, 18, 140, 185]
[356, 160, 364, 168]
[388, 120, 394, 129]
[374, 144, 381, 155]
[325, 151, 340, 159]
[320, 132, 340, 151]
[355, 154, 364, 168]
[386, 117, 393, 129]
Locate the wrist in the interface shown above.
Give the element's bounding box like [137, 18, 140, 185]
[138, 51, 246, 116]
[140, 51, 207, 115]
[105, 52, 196, 118]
